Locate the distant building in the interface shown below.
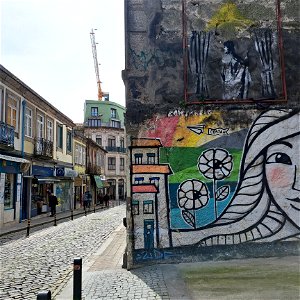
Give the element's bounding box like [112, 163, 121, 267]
[83, 99, 127, 201]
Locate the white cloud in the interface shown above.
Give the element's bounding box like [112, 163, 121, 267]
[1, 0, 125, 123]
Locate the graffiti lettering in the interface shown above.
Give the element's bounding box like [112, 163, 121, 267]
[207, 128, 229, 135]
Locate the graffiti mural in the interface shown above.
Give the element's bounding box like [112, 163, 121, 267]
[131, 109, 300, 261]
[185, 0, 282, 102]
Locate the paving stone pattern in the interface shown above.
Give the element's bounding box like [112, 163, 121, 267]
[0, 205, 125, 300]
[82, 267, 170, 300]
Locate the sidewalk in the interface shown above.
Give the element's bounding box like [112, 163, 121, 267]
[0, 200, 120, 237]
[55, 223, 191, 300]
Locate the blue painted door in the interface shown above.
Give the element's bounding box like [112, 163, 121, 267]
[144, 219, 154, 250]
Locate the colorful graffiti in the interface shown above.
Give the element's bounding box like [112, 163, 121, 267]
[130, 109, 300, 261]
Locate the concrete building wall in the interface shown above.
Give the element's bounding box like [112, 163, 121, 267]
[124, 0, 300, 265]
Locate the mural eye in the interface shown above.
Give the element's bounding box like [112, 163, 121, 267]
[266, 152, 292, 165]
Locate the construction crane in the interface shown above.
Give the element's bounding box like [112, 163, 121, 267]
[90, 29, 103, 100]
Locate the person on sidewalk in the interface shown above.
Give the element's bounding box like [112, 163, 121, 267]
[48, 192, 58, 217]
[83, 190, 92, 210]
[103, 193, 109, 208]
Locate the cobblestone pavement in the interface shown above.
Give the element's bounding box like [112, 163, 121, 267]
[81, 267, 170, 300]
[0, 205, 126, 300]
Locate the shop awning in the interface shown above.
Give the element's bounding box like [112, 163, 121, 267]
[37, 177, 61, 184]
[93, 175, 104, 188]
[0, 154, 30, 164]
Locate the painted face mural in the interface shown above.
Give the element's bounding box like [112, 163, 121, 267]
[194, 109, 300, 246]
[265, 136, 300, 228]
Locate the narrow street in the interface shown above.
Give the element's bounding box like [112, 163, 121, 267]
[0, 205, 126, 300]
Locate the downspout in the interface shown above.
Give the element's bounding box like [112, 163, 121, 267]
[20, 100, 26, 222]
[21, 100, 26, 157]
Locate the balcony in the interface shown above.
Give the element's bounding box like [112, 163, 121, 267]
[0, 121, 14, 150]
[105, 146, 127, 153]
[86, 163, 102, 175]
[34, 138, 53, 159]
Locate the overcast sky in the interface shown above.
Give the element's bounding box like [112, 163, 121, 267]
[1, 0, 125, 123]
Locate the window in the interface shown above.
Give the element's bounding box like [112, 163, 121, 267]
[132, 200, 139, 215]
[66, 130, 72, 152]
[108, 157, 116, 170]
[120, 157, 125, 171]
[75, 144, 86, 166]
[96, 135, 102, 146]
[96, 152, 101, 166]
[134, 153, 143, 164]
[111, 120, 120, 128]
[47, 119, 53, 141]
[7, 94, 19, 132]
[37, 114, 44, 139]
[4, 174, 14, 209]
[91, 107, 98, 117]
[57, 124, 63, 148]
[24, 107, 32, 137]
[111, 108, 117, 118]
[147, 153, 156, 164]
[120, 138, 125, 149]
[143, 200, 154, 214]
[108, 137, 116, 147]
[87, 119, 101, 127]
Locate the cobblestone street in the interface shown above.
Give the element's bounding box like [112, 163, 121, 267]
[0, 205, 126, 299]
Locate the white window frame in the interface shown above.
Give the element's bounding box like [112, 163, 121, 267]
[37, 114, 44, 139]
[47, 119, 53, 141]
[111, 108, 117, 118]
[25, 107, 33, 138]
[7, 98, 18, 132]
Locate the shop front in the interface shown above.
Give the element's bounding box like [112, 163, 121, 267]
[0, 154, 30, 227]
[55, 167, 77, 212]
[31, 165, 59, 217]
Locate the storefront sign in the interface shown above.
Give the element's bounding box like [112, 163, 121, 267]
[56, 167, 78, 177]
[32, 165, 54, 177]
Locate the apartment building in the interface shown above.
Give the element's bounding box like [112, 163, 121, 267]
[0, 65, 77, 228]
[83, 99, 126, 201]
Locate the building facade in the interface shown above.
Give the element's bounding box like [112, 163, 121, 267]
[123, 0, 299, 267]
[0, 65, 77, 228]
[84, 99, 127, 201]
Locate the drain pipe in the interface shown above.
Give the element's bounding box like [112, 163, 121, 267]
[21, 100, 26, 157]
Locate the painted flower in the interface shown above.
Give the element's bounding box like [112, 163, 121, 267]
[198, 148, 233, 180]
[177, 179, 209, 210]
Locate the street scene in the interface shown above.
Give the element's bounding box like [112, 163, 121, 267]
[1, 0, 299, 299]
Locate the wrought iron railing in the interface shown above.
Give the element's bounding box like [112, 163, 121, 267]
[34, 138, 53, 158]
[86, 163, 102, 175]
[105, 146, 127, 153]
[0, 121, 14, 148]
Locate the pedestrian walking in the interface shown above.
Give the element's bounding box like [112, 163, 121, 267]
[83, 190, 92, 210]
[48, 192, 58, 217]
[103, 193, 109, 207]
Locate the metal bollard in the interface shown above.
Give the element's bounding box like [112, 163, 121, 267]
[73, 258, 82, 300]
[26, 219, 31, 237]
[37, 290, 51, 299]
[71, 209, 74, 220]
[54, 214, 57, 226]
[93, 204, 96, 213]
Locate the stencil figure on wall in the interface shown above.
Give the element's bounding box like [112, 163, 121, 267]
[221, 40, 251, 100]
[197, 109, 300, 246]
